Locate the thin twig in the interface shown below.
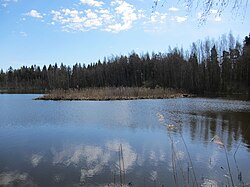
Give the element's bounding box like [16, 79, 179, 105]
[120, 144, 126, 186]
[180, 133, 198, 187]
[234, 124, 250, 157]
[169, 132, 179, 187]
[118, 147, 123, 187]
[224, 145, 235, 187]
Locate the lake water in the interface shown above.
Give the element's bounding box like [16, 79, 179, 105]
[0, 94, 250, 187]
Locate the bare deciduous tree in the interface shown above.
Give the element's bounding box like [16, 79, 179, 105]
[152, 0, 249, 23]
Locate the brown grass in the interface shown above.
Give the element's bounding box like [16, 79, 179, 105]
[35, 87, 187, 101]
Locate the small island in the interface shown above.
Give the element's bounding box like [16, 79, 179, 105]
[1, 33, 250, 101]
[35, 87, 187, 101]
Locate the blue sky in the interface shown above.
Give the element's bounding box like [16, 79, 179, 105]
[0, 0, 249, 70]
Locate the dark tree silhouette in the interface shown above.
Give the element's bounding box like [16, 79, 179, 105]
[0, 33, 249, 98]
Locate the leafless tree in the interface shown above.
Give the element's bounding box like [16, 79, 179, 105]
[152, 0, 249, 23]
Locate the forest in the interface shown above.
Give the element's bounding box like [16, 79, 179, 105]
[0, 33, 250, 97]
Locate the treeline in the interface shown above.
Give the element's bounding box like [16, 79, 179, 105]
[0, 33, 250, 96]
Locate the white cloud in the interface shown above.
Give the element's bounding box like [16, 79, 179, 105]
[1, 0, 18, 7]
[25, 10, 43, 19]
[143, 12, 168, 33]
[110, 0, 123, 6]
[197, 12, 202, 20]
[214, 16, 221, 22]
[51, 9, 86, 31]
[168, 6, 179, 12]
[51, 8, 106, 31]
[149, 12, 167, 24]
[80, 0, 104, 7]
[197, 10, 221, 22]
[108, 0, 138, 32]
[50, 0, 142, 33]
[173, 16, 187, 23]
[85, 9, 98, 19]
[210, 9, 218, 14]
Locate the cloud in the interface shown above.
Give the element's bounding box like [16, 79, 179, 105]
[80, 0, 104, 7]
[210, 9, 218, 14]
[1, 0, 18, 7]
[25, 10, 43, 19]
[21, 0, 190, 33]
[197, 10, 221, 22]
[214, 16, 221, 22]
[50, 0, 142, 33]
[51, 8, 104, 31]
[168, 6, 179, 12]
[105, 0, 138, 32]
[143, 12, 168, 32]
[172, 16, 187, 23]
[148, 12, 167, 24]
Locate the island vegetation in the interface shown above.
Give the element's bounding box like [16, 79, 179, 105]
[0, 33, 250, 100]
[35, 87, 185, 100]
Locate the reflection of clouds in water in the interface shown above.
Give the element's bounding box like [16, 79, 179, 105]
[31, 153, 43, 167]
[208, 150, 219, 169]
[106, 140, 137, 172]
[136, 153, 145, 166]
[51, 140, 137, 183]
[80, 145, 112, 183]
[53, 174, 64, 183]
[201, 179, 218, 187]
[150, 170, 158, 181]
[149, 151, 156, 161]
[84, 145, 111, 166]
[175, 150, 185, 161]
[195, 148, 219, 170]
[167, 150, 185, 171]
[149, 149, 166, 163]
[159, 150, 166, 161]
[52, 144, 111, 167]
[0, 171, 36, 186]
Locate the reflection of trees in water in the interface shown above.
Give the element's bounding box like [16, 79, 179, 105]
[188, 111, 250, 150]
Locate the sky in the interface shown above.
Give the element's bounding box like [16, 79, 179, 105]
[0, 0, 249, 70]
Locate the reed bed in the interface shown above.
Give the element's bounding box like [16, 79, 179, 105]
[35, 87, 186, 101]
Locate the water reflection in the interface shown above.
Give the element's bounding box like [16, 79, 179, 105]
[0, 138, 169, 186]
[0, 171, 36, 186]
[186, 111, 250, 150]
[31, 154, 43, 167]
[0, 95, 250, 186]
[51, 140, 138, 185]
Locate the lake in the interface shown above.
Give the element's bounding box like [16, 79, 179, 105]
[0, 94, 250, 187]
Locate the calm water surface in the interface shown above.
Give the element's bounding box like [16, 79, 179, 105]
[0, 94, 250, 186]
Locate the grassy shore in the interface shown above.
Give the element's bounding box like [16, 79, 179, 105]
[35, 87, 187, 101]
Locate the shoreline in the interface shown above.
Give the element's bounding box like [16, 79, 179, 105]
[34, 87, 188, 101]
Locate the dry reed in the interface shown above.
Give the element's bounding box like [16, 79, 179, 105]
[35, 87, 186, 100]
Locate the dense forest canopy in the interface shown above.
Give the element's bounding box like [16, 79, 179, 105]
[0, 33, 250, 96]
